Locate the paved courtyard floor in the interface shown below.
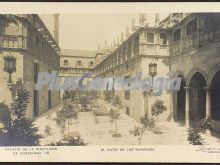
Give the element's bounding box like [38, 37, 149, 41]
[34, 102, 220, 146]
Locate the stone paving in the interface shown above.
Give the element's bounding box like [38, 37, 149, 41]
[73, 112, 189, 145]
[34, 101, 220, 146]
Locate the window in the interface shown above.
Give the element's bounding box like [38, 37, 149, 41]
[36, 36, 39, 47]
[48, 89, 51, 109]
[126, 64, 129, 70]
[34, 62, 39, 83]
[187, 19, 197, 36]
[90, 61, 94, 67]
[173, 29, 181, 42]
[125, 90, 130, 100]
[126, 107, 130, 116]
[134, 36, 139, 46]
[33, 90, 39, 117]
[42, 41, 44, 51]
[124, 76, 130, 100]
[77, 60, 82, 66]
[160, 33, 167, 45]
[64, 60, 68, 66]
[147, 33, 154, 43]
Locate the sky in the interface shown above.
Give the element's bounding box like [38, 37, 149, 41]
[58, 13, 168, 51]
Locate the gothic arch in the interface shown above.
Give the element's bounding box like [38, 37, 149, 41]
[186, 68, 208, 86]
[207, 63, 220, 86]
[188, 72, 207, 121]
[175, 74, 186, 121]
[209, 65, 220, 121]
[172, 70, 186, 80]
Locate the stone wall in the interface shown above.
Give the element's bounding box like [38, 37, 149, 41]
[141, 56, 171, 122]
[0, 51, 23, 106]
[23, 53, 60, 118]
[171, 42, 220, 85]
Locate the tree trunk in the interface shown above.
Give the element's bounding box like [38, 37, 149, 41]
[138, 137, 141, 145]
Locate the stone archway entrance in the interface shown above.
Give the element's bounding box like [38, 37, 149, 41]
[211, 71, 220, 121]
[176, 75, 186, 121]
[189, 72, 206, 122]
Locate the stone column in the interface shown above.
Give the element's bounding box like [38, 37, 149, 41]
[184, 86, 190, 127]
[204, 86, 211, 119]
[130, 38, 134, 58]
[169, 91, 174, 122]
[131, 48, 134, 58]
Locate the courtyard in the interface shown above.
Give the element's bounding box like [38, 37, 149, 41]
[34, 99, 220, 146]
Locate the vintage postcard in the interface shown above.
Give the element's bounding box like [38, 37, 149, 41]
[0, 2, 220, 163]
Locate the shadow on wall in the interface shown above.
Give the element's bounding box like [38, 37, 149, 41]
[0, 101, 10, 128]
[0, 80, 23, 129]
[0, 78, 41, 146]
[0, 101, 10, 146]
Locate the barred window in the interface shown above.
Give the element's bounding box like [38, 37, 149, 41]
[173, 29, 181, 42]
[64, 60, 68, 66]
[90, 61, 94, 67]
[187, 19, 197, 36]
[147, 33, 154, 43]
[124, 76, 130, 100]
[34, 62, 39, 83]
[160, 33, 167, 45]
[77, 60, 82, 66]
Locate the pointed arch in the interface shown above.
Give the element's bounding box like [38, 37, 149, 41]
[208, 63, 220, 86]
[188, 72, 207, 121]
[171, 70, 186, 80]
[210, 70, 220, 121]
[186, 68, 208, 86]
[176, 74, 186, 121]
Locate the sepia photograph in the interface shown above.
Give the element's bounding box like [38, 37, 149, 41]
[1, 2, 220, 163]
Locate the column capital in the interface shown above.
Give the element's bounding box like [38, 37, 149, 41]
[183, 86, 190, 90]
[184, 85, 190, 127]
[203, 86, 209, 90]
[203, 86, 214, 90]
[205, 86, 211, 119]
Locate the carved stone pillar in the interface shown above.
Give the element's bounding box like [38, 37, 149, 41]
[204, 86, 211, 119]
[184, 86, 190, 127]
[169, 91, 174, 122]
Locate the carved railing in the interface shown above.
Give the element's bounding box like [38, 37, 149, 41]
[0, 35, 27, 49]
[141, 44, 168, 56]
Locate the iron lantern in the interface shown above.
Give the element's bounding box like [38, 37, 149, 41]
[4, 55, 16, 83]
[148, 62, 157, 78]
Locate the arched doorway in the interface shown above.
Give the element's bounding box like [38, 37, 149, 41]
[189, 72, 206, 122]
[211, 71, 220, 121]
[176, 75, 186, 121]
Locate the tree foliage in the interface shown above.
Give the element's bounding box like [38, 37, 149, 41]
[109, 108, 120, 132]
[64, 89, 99, 112]
[112, 95, 122, 108]
[130, 126, 145, 145]
[187, 121, 204, 145]
[130, 115, 156, 145]
[141, 114, 155, 130]
[49, 135, 86, 146]
[104, 90, 113, 103]
[2, 82, 40, 146]
[151, 99, 167, 127]
[56, 101, 78, 138]
[0, 102, 10, 128]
